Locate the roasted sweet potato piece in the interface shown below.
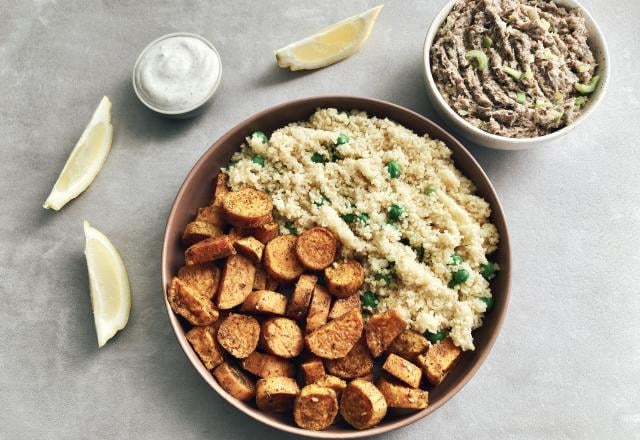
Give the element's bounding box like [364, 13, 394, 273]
[167, 278, 219, 326]
[365, 310, 407, 358]
[240, 290, 287, 316]
[324, 338, 373, 379]
[415, 338, 462, 385]
[305, 308, 363, 359]
[340, 379, 387, 430]
[216, 254, 256, 310]
[328, 293, 360, 320]
[261, 317, 304, 359]
[314, 375, 347, 400]
[213, 362, 255, 402]
[241, 222, 279, 245]
[300, 356, 326, 385]
[186, 325, 225, 370]
[226, 227, 248, 244]
[324, 260, 365, 298]
[182, 221, 223, 246]
[387, 330, 430, 360]
[263, 235, 305, 283]
[295, 227, 337, 271]
[256, 377, 300, 413]
[211, 173, 230, 208]
[233, 236, 264, 263]
[382, 353, 422, 388]
[253, 266, 268, 290]
[357, 372, 374, 382]
[196, 206, 226, 228]
[286, 274, 317, 321]
[376, 375, 428, 409]
[177, 263, 220, 300]
[294, 385, 338, 431]
[184, 235, 235, 265]
[305, 284, 331, 334]
[241, 351, 295, 378]
[222, 188, 273, 228]
[216, 313, 260, 359]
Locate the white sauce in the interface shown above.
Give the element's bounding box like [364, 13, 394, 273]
[136, 35, 220, 111]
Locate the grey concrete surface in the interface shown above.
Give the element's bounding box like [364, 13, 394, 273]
[1, 1, 639, 439]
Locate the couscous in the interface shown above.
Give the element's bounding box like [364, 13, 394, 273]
[224, 108, 499, 350]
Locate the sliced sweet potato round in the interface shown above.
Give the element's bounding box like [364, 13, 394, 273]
[295, 227, 337, 271]
[182, 221, 223, 247]
[286, 274, 317, 321]
[185, 324, 224, 370]
[376, 375, 428, 409]
[213, 362, 255, 402]
[314, 375, 347, 400]
[222, 188, 273, 228]
[294, 384, 338, 431]
[241, 351, 295, 378]
[177, 263, 220, 300]
[256, 376, 300, 413]
[260, 317, 304, 359]
[217, 313, 260, 359]
[263, 235, 305, 283]
[340, 379, 388, 430]
[324, 260, 365, 298]
[167, 278, 219, 326]
[365, 310, 407, 358]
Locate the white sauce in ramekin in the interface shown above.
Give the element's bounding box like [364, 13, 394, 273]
[135, 35, 221, 112]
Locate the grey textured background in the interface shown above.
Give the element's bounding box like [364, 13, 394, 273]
[2, 1, 639, 439]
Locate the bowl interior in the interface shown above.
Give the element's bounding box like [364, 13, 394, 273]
[422, 0, 609, 149]
[161, 96, 512, 438]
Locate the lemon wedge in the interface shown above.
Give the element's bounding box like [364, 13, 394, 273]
[275, 4, 383, 71]
[83, 221, 131, 348]
[43, 96, 113, 211]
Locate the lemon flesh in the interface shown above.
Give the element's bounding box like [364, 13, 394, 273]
[275, 5, 383, 71]
[83, 221, 131, 348]
[43, 96, 113, 211]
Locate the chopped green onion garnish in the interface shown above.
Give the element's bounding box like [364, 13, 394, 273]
[449, 253, 464, 266]
[424, 330, 448, 343]
[374, 272, 393, 285]
[465, 50, 488, 71]
[481, 35, 493, 48]
[285, 222, 298, 236]
[426, 188, 436, 196]
[311, 152, 326, 163]
[575, 96, 587, 107]
[503, 66, 523, 80]
[516, 91, 527, 104]
[341, 213, 356, 224]
[575, 75, 600, 95]
[361, 291, 378, 309]
[358, 213, 369, 224]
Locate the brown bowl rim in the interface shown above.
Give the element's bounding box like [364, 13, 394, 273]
[161, 95, 512, 438]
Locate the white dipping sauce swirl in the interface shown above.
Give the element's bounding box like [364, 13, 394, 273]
[136, 35, 220, 112]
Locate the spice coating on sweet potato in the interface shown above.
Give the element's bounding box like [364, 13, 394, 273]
[261, 317, 304, 359]
[241, 351, 295, 378]
[339, 379, 388, 430]
[216, 254, 256, 310]
[263, 235, 305, 283]
[305, 308, 363, 359]
[240, 290, 287, 316]
[365, 310, 407, 358]
[233, 236, 264, 263]
[167, 278, 219, 326]
[416, 337, 462, 385]
[376, 375, 428, 409]
[186, 325, 225, 370]
[382, 353, 422, 388]
[185, 235, 235, 265]
[324, 260, 365, 298]
[295, 227, 337, 271]
[222, 188, 273, 228]
[305, 284, 332, 334]
[286, 274, 317, 321]
[256, 377, 300, 412]
[294, 385, 338, 431]
[324, 338, 373, 379]
[213, 362, 255, 402]
[217, 313, 260, 359]
[182, 221, 223, 246]
[177, 263, 220, 300]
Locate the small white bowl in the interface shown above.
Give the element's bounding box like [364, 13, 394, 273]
[132, 32, 222, 119]
[422, 0, 609, 150]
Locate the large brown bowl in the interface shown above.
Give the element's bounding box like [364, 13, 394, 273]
[161, 96, 511, 438]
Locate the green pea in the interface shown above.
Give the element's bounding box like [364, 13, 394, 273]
[361, 291, 378, 309]
[424, 330, 448, 343]
[311, 152, 326, 163]
[449, 253, 464, 266]
[426, 188, 436, 196]
[480, 296, 494, 311]
[251, 155, 265, 167]
[358, 213, 369, 224]
[449, 269, 469, 287]
[341, 213, 356, 224]
[386, 161, 402, 178]
[285, 222, 298, 236]
[387, 204, 405, 222]
[480, 262, 498, 280]
[374, 272, 393, 285]
[252, 131, 268, 144]
[335, 133, 349, 145]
